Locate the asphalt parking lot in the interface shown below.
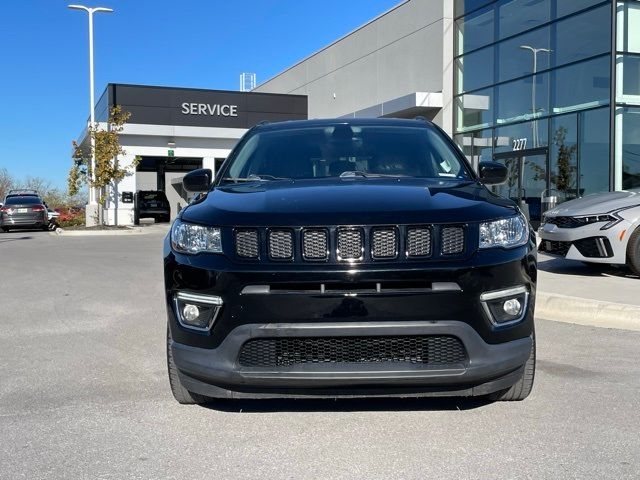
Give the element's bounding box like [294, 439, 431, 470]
[1, 230, 639, 479]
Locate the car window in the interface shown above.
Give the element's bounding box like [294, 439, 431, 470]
[224, 125, 471, 181]
[140, 192, 167, 201]
[5, 196, 42, 205]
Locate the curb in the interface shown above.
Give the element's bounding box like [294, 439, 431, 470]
[49, 227, 151, 237]
[536, 292, 640, 331]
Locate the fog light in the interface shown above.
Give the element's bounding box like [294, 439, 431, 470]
[480, 286, 529, 327]
[174, 292, 223, 331]
[182, 304, 200, 323]
[503, 298, 522, 316]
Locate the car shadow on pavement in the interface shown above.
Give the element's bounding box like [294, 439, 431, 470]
[0, 235, 33, 244]
[201, 396, 496, 413]
[538, 256, 637, 279]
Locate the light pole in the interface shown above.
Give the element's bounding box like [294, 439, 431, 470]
[68, 4, 113, 208]
[520, 45, 551, 148]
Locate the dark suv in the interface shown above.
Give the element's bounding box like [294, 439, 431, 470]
[164, 118, 536, 404]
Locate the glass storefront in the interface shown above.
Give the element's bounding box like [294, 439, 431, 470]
[617, 1, 640, 189]
[454, 0, 622, 223]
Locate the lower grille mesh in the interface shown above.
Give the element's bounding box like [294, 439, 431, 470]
[238, 335, 467, 367]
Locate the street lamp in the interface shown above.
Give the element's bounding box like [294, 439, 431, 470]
[520, 45, 551, 148]
[68, 4, 113, 208]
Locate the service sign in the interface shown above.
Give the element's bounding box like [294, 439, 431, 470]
[181, 103, 238, 117]
[103, 84, 307, 129]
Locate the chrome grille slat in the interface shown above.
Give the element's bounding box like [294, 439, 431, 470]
[406, 227, 432, 257]
[337, 228, 364, 261]
[302, 229, 329, 260]
[235, 229, 259, 258]
[371, 228, 398, 259]
[441, 227, 465, 255]
[268, 230, 294, 260]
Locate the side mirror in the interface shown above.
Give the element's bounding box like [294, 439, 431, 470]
[183, 168, 213, 193]
[478, 161, 508, 185]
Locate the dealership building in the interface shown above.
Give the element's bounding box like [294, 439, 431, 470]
[79, 0, 640, 226]
[75, 84, 307, 224]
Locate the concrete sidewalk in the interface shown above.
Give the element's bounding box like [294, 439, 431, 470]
[537, 253, 640, 331]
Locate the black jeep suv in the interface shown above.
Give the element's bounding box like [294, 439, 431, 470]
[164, 118, 536, 404]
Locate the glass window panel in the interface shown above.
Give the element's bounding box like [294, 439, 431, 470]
[554, 5, 611, 68]
[495, 120, 549, 154]
[498, 26, 551, 82]
[553, 56, 610, 114]
[497, 73, 550, 124]
[454, 129, 493, 171]
[455, 89, 495, 131]
[455, 0, 494, 18]
[494, 119, 549, 154]
[579, 107, 610, 195]
[556, 0, 607, 19]
[622, 108, 640, 190]
[498, 0, 550, 40]
[619, 1, 640, 54]
[623, 54, 640, 96]
[456, 5, 495, 55]
[456, 46, 494, 93]
[550, 114, 579, 199]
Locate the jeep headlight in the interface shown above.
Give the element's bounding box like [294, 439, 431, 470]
[171, 220, 222, 254]
[479, 214, 529, 249]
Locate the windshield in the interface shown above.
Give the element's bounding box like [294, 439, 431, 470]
[222, 124, 472, 182]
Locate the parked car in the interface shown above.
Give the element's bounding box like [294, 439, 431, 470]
[164, 118, 537, 405]
[0, 195, 49, 231]
[539, 189, 640, 275]
[137, 190, 170, 223]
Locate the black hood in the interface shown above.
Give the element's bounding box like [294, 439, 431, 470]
[181, 178, 517, 227]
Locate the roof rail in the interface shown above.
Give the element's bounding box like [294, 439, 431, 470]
[414, 116, 428, 122]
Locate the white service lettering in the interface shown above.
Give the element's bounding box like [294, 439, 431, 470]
[181, 102, 239, 117]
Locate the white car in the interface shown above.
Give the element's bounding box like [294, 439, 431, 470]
[538, 189, 640, 275]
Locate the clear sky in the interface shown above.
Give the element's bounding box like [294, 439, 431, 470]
[0, 0, 399, 189]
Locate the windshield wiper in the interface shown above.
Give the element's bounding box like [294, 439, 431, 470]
[338, 171, 409, 178]
[221, 174, 291, 183]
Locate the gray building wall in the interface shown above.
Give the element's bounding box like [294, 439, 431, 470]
[254, 0, 445, 121]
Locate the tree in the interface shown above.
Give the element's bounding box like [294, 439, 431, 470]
[551, 127, 578, 198]
[0, 168, 14, 202]
[68, 105, 139, 222]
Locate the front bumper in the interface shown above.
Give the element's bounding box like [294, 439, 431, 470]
[538, 220, 630, 264]
[171, 321, 533, 398]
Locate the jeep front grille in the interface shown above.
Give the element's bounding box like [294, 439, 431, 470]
[302, 229, 329, 260]
[268, 230, 294, 260]
[238, 335, 467, 367]
[406, 227, 432, 257]
[235, 229, 259, 258]
[371, 228, 398, 259]
[337, 228, 364, 261]
[441, 227, 465, 255]
[232, 225, 466, 261]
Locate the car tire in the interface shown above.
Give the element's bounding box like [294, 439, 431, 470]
[626, 227, 640, 277]
[489, 331, 536, 402]
[166, 325, 210, 405]
[1, 227, 8, 232]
